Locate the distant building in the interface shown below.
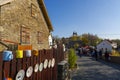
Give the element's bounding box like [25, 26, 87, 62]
[73, 32, 77, 36]
[96, 40, 117, 53]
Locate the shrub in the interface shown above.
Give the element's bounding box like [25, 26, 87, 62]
[68, 48, 77, 69]
[111, 50, 120, 56]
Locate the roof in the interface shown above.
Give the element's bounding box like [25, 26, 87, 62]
[97, 40, 112, 47]
[0, 0, 14, 6]
[37, 0, 53, 31]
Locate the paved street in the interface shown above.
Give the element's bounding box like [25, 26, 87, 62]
[71, 56, 120, 80]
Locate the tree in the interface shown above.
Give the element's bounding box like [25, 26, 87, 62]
[80, 35, 89, 46]
[61, 37, 69, 44]
[68, 48, 77, 69]
[70, 36, 80, 41]
[80, 33, 102, 46]
[111, 39, 120, 46]
[53, 35, 61, 44]
[53, 33, 102, 48]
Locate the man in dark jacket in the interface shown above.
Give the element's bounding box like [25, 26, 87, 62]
[94, 49, 98, 61]
[104, 48, 109, 61]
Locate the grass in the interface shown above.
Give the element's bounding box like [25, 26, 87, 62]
[111, 50, 120, 56]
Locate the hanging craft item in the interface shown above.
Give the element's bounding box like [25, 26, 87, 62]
[7, 78, 12, 80]
[3, 69, 12, 80]
[9, 78, 12, 80]
[15, 70, 25, 80]
[39, 63, 43, 72]
[43, 59, 48, 69]
[16, 50, 23, 58]
[25, 50, 31, 57]
[32, 50, 38, 56]
[3, 51, 13, 61]
[26, 66, 33, 78]
[51, 58, 55, 68]
[48, 59, 51, 68]
[34, 63, 39, 72]
[3, 77, 12, 80]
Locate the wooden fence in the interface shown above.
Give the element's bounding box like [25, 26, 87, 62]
[0, 45, 65, 80]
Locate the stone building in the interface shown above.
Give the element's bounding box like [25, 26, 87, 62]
[0, 0, 53, 51]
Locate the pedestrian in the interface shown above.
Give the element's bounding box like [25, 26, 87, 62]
[99, 48, 103, 59]
[78, 47, 82, 57]
[94, 49, 98, 61]
[104, 48, 109, 61]
[91, 49, 95, 57]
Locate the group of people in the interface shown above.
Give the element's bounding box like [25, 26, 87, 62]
[77, 47, 88, 57]
[76, 46, 111, 61]
[91, 48, 110, 61]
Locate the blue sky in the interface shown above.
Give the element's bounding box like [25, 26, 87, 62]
[44, 0, 120, 39]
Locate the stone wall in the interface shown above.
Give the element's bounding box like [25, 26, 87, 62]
[0, 0, 51, 50]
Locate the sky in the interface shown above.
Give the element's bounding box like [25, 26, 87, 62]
[44, 0, 120, 39]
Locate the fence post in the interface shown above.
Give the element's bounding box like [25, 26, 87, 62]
[52, 48, 58, 80]
[0, 52, 2, 80]
[38, 50, 42, 80]
[10, 51, 17, 79]
[41, 50, 44, 80]
[33, 50, 38, 80]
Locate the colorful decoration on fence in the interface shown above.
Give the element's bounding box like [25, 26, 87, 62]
[3, 69, 12, 80]
[48, 59, 51, 68]
[16, 50, 23, 58]
[25, 50, 31, 57]
[15, 70, 25, 80]
[51, 58, 55, 68]
[18, 45, 32, 50]
[34, 63, 39, 72]
[3, 51, 13, 61]
[39, 63, 43, 72]
[43, 59, 48, 69]
[26, 66, 33, 78]
[3, 77, 12, 80]
[32, 50, 38, 56]
[5, 77, 12, 80]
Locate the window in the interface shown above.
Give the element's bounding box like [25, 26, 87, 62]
[48, 34, 53, 46]
[37, 31, 42, 44]
[31, 3, 37, 18]
[20, 25, 30, 44]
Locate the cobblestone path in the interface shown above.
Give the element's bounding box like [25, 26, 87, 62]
[71, 56, 120, 80]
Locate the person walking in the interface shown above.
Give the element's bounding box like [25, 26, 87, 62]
[94, 49, 98, 61]
[104, 48, 109, 61]
[99, 48, 103, 59]
[78, 47, 82, 57]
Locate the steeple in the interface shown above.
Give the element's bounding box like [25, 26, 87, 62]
[73, 32, 77, 36]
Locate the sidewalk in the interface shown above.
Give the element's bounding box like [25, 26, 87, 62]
[71, 56, 120, 80]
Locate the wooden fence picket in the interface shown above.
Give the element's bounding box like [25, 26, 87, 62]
[10, 52, 17, 79]
[0, 52, 2, 80]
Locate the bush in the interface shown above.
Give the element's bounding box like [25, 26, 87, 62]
[68, 48, 77, 69]
[111, 50, 120, 56]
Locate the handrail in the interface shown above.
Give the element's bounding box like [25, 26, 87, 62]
[0, 41, 9, 48]
[2, 39, 19, 44]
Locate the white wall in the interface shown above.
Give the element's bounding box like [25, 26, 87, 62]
[97, 41, 112, 53]
[48, 34, 53, 46]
